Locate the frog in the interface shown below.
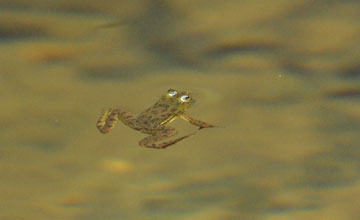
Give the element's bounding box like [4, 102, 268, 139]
[96, 89, 216, 149]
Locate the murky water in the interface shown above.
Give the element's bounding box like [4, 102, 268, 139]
[1, 0, 360, 219]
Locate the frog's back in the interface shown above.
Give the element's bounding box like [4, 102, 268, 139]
[137, 96, 181, 129]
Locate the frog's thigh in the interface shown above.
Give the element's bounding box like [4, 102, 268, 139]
[117, 110, 139, 129]
[180, 115, 214, 129]
[96, 109, 139, 133]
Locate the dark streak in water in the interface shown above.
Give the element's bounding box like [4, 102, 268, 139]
[0, 22, 48, 40]
[268, 204, 321, 214]
[17, 140, 64, 152]
[78, 65, 138, 81]
[338, 64, 360, 78]
[281, 60, 313, 76]
[326, 88, 360, 98]
[204, 41, 283, 58]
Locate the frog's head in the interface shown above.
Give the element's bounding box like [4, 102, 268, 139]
[161, 89, 192, 113]
[152, 89, 192, 126]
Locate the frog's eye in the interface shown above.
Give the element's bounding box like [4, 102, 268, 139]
[180, 95, 190, 102]
[167, 89, 177, 97]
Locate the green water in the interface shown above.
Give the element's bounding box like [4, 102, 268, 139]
[1, 1, 360, 219]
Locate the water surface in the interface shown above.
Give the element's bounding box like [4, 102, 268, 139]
[1, 1, 360, 219]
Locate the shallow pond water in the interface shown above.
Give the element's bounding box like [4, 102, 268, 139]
[1, 1, 360, 219]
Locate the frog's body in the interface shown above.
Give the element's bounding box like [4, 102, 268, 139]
[96, 89, 215, 149]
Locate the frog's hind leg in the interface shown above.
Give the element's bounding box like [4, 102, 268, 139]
[180, 114, 215, 129]
[139, 127, 195, 149]
[96, 108, 139, 133]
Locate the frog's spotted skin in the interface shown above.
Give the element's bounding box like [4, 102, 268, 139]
[96, 109, 140, 134]
[96, 89, 216, 149]
[139, 126, 196, 149]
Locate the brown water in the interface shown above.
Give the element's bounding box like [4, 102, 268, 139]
[1, 1, 360, 219]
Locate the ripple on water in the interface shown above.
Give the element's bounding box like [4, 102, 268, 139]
[0, 21, 49, 40]
[339, 63, 360, 78]
[326, 88, 360, 99]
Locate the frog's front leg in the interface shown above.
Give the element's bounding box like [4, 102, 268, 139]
[96, 108, 140, 134]
[180, 114, 215, 129]
[139, 126, 195, 149]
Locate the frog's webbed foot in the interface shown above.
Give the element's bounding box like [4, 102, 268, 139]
[139, 127, 196, 149]
[180, 115, 217, 130]
[96, 108, 118, 133]
[96, 108, 139, 133]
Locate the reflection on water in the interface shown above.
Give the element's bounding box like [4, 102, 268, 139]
[1, 0, 360, 219]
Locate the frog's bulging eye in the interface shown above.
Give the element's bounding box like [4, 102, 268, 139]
[180, 95, 190, 102]
[168, 89, 177, 97]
